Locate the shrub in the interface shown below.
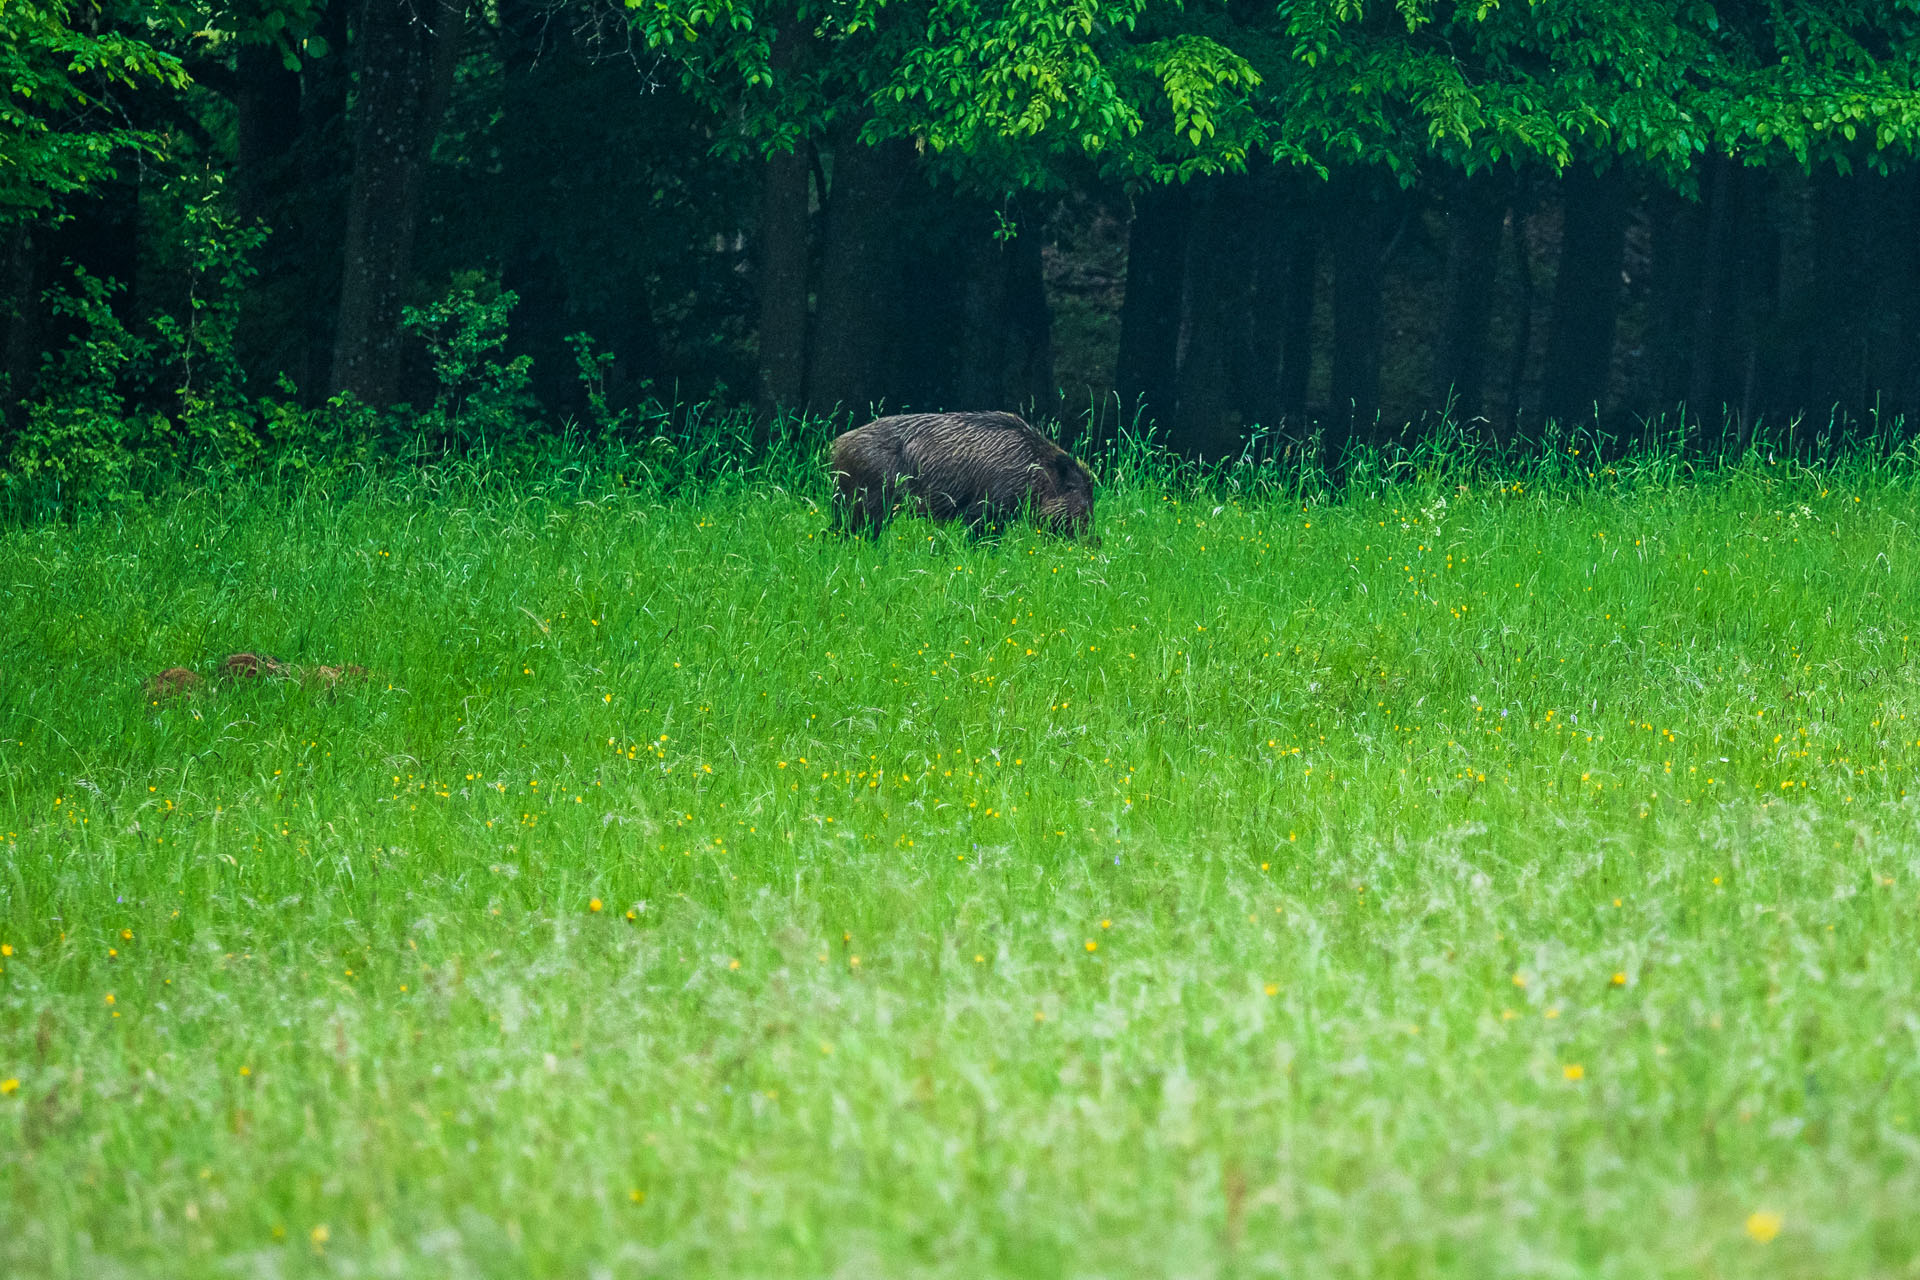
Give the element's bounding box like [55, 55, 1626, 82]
[4, 189, 269, 504]
[400, 274, 538, 458]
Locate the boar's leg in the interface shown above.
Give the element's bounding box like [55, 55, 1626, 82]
[916, 483, 967, 525]
[832, 470, 889, 537]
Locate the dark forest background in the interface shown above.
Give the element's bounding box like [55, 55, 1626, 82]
[4, 0, 1920, 493]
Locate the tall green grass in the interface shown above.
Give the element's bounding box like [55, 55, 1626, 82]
[4, 432, 1920, 1278]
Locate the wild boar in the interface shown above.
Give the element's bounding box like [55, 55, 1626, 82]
[220, 652, 287, 680]
[307, 664, 370, 690]
[146, 667, 202, 701]
[829, 411, 1095, 538]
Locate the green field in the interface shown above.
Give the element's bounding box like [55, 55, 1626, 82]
[5, 449, 1920, 1277]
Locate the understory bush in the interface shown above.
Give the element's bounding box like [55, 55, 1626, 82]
[0, 205, 730, 512]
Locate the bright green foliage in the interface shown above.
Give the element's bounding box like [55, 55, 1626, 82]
[7, 268, 160, 493]
[1387, 0, 1920, 178]
[634, 1, 1274, 186]
[870, 5, 1271, 183]
[6, 452, 1920, 1274]
[637, 0, 1920, 189]
[1245, 0, 1727, 177]
[1178, 0, 1920, 181]
[1699, 0, 1920, 171]
[141, 0, 332, 67]
[400, 277, 539, 457]
[203, 0, 332, 68]
[0, 0, 189, 220]
[0, 0, 335, 220]
[148, 190, 269, 424]
[6, 191, 267, 496]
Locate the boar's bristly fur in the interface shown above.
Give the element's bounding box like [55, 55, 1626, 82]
[829, 411, 1096, 538]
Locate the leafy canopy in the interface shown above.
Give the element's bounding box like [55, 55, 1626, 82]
[635, 0, 1920, 188]
[0, 0, 189, 221]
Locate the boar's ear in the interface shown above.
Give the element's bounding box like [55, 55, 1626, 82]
[1058, 454, 1097, 487]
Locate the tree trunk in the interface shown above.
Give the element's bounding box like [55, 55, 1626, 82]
[1503, 204, 1536, 436]
[1541, 166, 1628, 426]
[291, 0, 353, 400]
[1276, 222, 1318, 424]
[952, 227, 1003, 410]
[808, 136, 911, 418]
[1434, 174, 1504, 424]
[1687, 155, 1734, 422]
[1171, 174, 1257, 458]
[234, 41, 306, 386]
[330, 0, 461, 407]
[1758, 168, 1920, 438]
[1809, 170, 1905, 436]
[236, 44, 303, 227]
[993, 209, 1054, 413]
[1328, 171, 1386, 450]
[885, 194, 1051, 418]
[888, 201, 967, 412]
[1, 221, 41, 438]
[1749, 170, 1809, 429]
[1725, 167, 1779, 434]
[754, 19, 812, 412]
[1806, 170, 1850, 427]
[1244, 169, 1299, 432]
[1115, 183, 1190, 435]
[757, 143, 812, 411]
[1897, 175, 1920, 426]
[1645, 187, 1700, 418]
[493, 0, 571, 418]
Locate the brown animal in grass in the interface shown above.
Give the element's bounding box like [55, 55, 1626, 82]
[221, 652, 287, 680]
[306, 664, 369, 689]
[829, 412, 1096, 538]
[147, 667, 202, 701]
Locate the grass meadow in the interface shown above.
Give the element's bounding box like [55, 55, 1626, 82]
[4, 440, 1920, 1277]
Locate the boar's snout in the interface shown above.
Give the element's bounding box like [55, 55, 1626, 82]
[1040, 496, 1095, 538]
